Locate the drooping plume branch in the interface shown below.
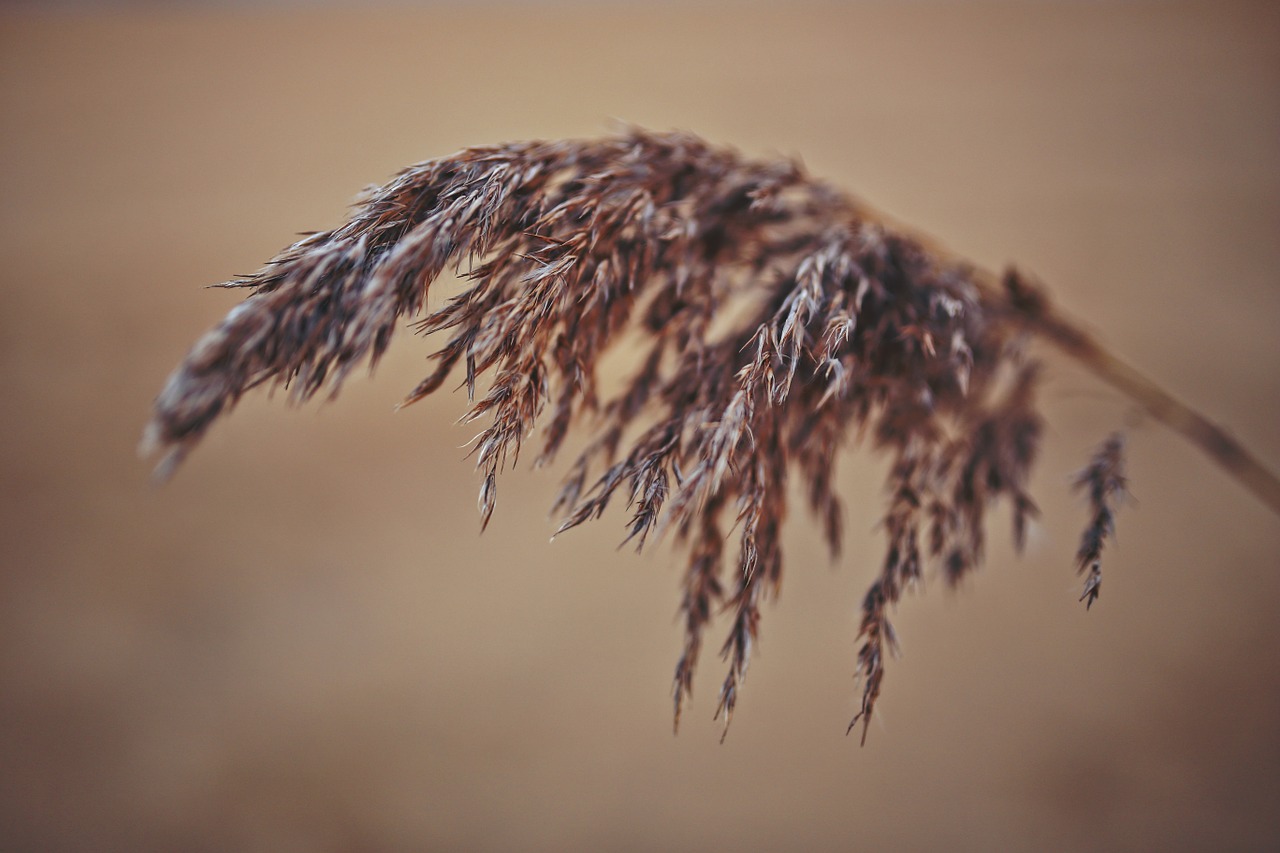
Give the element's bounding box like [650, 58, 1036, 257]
[143, 129, 1280, 740]
[1073, 433, 1127, 610]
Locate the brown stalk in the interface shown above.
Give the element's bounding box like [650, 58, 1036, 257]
[1025, 304, 1280, 515]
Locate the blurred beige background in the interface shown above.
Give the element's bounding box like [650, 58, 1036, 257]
[2, 2, 1279, 850]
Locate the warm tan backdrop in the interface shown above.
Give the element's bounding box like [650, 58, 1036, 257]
[2, 2, 1278, 850]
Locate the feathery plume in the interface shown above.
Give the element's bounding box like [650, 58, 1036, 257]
[143, 128, 1280, 741]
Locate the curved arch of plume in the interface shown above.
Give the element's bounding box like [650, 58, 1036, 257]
[143, 128, 1280, 742]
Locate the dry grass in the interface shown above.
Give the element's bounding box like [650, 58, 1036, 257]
[143, 128, 1280, 741]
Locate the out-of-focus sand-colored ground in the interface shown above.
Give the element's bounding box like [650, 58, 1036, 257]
[2, 2, 1279, 850]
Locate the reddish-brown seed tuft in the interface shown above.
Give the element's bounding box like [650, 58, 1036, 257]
[145, 129, 1278, 741]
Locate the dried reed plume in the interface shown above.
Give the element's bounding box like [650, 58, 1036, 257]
[143, 128, 1280, 741]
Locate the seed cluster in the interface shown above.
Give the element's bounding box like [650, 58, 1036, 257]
[146, 129, 1137, 740]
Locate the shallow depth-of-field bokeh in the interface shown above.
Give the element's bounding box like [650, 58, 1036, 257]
[2, 2, 1278, 851]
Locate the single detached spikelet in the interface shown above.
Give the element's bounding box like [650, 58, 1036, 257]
[144, 128, 1280, 741]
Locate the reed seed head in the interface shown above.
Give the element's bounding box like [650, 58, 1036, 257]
[145, 128, 1148, 741]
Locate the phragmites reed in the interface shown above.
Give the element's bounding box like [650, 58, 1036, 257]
[143, 128, 1280, 741]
